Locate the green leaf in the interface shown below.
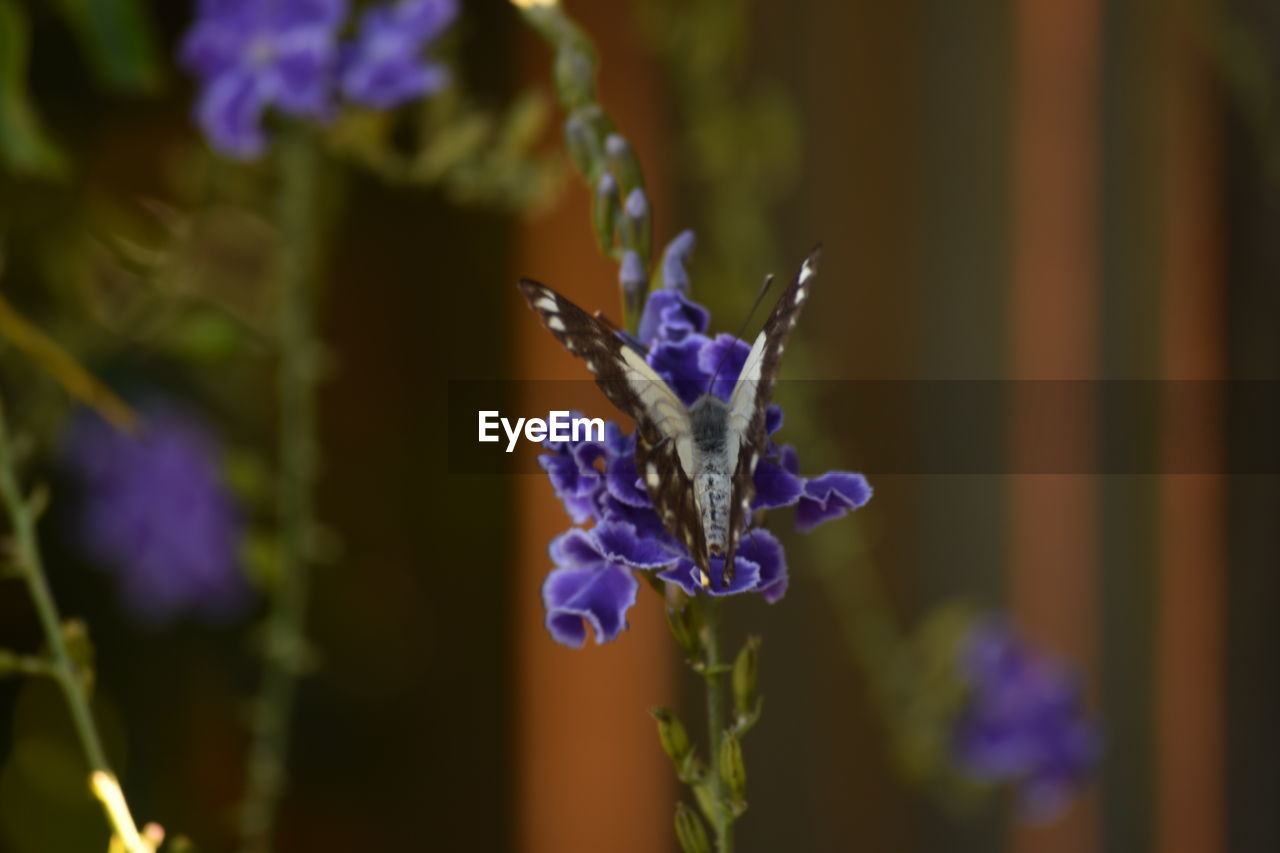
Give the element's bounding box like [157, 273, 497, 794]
[52, 0, 162, 93]
[0, 0, 67, 178]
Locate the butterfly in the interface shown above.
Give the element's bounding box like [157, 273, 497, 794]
[519, 246, 820, 587]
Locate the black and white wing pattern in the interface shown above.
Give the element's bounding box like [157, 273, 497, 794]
[721, 246, 821, 576]
[517, 279, 712, 569]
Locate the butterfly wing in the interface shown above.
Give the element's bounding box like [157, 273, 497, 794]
[518, 279, 712, 573]
[722, 246, 821, 580]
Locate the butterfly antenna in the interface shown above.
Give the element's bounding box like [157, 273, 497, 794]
[708, 273, 775, 393]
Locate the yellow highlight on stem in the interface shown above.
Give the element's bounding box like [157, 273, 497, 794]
[510, 0, 558, 8]
[91, 771, 159, 853]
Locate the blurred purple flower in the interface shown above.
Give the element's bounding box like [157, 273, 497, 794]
[341, 0, 458, 109]
[179, 0, 348, 158]
[63, 406, 250, 627]
[538, 235, 872, 646]
[951, 618, 1100, 822]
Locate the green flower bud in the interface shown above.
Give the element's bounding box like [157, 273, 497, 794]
[592, 172, 620, 253]
[650, 707, 691, 765]
[665, 603, 699, 658]
[555, 47, 596, 110]
[674, 802, 710, 853]
[605, 134, 643, 194]
[719, 731, 747, 806]
[621, 187, 652, 262]
[732, 636, 761, 719]
[563, 115, 602, 183]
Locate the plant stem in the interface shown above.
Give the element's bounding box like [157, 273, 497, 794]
[239, 126, 323, 853]
[700, 597, 732, 852]
[0, 395, 147, 852]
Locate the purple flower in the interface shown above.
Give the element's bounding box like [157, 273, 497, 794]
[341, 0, 458, 109]
[543, 522, 679, 647]
[536, 248, 871, 646]
[63, 405, 250, 627]
[951, 618, 1100, 822]
[179, 0, 348, 158]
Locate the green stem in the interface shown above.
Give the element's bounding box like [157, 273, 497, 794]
[0, 395, 142, 849]
[239, 127, 323, 853]
[700, 597, 732, 853]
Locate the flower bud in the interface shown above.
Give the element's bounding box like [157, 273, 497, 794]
[719, 731, 747, 805]
[732, 636, 761, 719]
[664, 601, 699, 659]
[563, 115, 602, 183]
[593, 172, 620, 252]
[605, 133, 643, 191]
[661, 229, 697, 292]
[650, 707, 692, 765]
[622, 187, 652, 261]
[674, 802, 711, 853]
[554, 47, 596, 109]
[620, 250, 648, 320]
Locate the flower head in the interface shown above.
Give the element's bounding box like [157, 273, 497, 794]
[538, 235, 872, 646]
[341, 0, 458, 109]
[63, 404, 250, 627]
[180, 0, 349, 158]
[951, 618, 1100, 821]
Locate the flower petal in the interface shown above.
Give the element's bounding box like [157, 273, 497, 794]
[193, 68, 269, 159]
[598, 495, 667, 539]
[739, 528, 788, 602]
[795, 471, 873, 531]
[537, 453, 602, 524]
[698, 334, 751, 401]
[765, 404, 783, 438]
[638, 288, 710, 346]
[606, 455, 651, 508]
[548, 528, 606, 568]
[777, 444, 800, 475]
[657, 554, 762, 597]
[648, 334, 712, 406]
[542, 563, 640, 647]
[751, 458, 805, 510]
[592, 521, 679, 568]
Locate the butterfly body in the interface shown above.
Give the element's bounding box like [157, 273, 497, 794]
[687, 395, 734, 557]
[520, 247, 820, 587]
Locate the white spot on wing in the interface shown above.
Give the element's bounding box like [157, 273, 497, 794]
[799, 260, 815, 284]
[547, 316, 565, 332]
[535, 295, 558, 312]
[646, 463, 660, 488]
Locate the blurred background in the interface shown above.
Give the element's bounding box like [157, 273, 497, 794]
[0, 0, 1277, 851]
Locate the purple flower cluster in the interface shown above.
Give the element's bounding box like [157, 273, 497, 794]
[63, 405, 250, 627]
[951, 618, 1100, 821]
[538, 241, 872, 648]
[180, 0, 458, 159]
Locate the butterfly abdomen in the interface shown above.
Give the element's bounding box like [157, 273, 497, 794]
[689, 396, 734, 558]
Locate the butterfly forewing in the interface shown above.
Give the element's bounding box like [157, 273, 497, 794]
[518, 279, 707, 567]
[721, 246, 821, 578]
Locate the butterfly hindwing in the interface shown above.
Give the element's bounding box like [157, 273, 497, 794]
[634, 432, 709, 574]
